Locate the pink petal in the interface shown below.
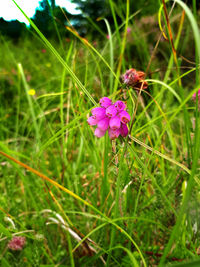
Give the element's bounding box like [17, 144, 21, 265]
[120, 124, 129, 137]
[109, 116, 121, 130]
[97, 117, 109, 131]
[114, 100, 126, 111]
[119, 110, 131, 124]
[106, 105, 117, 118]
[91, 107, 106, 120]
[87, 116, 98, 126]
[94, 128, 106, 138]
[108, 128, 121, 140]
[99, 97, 112, 108]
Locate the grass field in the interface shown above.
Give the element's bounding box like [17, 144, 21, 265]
[1, 0, 200, 266]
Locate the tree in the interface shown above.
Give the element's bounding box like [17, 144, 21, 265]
[71, 0, 109, 35]
[31, 0, 53, 37]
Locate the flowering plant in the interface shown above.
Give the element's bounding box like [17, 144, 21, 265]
[87, 97, 130, 139]
[192, 89, 200, 110]
[8, 236, 26, 251]
[122, 68, 148, 89]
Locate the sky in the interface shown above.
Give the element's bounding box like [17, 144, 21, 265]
[0, 0, 80, 25]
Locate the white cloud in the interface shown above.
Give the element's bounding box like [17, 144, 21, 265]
[55, 0, 80, 14]
[0, 0, 80, 25]
[0, 0, 40, 25]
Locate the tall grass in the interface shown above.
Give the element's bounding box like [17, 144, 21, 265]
[0, 0, 200, 266]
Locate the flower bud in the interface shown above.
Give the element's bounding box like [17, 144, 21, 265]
[108, 128, 121, 140]
[91, 107, 106, 120]
[99, 97, 112, 108]
[97, 117, 109, 131]
[109, 116, 121, 130]
[94, 128, 106, 138]
[119, 111, 131, 124]
[120, 124, 129, 137]
[87, 116, 98, 126]
[106, 105, 117, 118]
[114, 100, 126, 111]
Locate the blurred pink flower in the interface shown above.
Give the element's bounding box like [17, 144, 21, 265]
[8, 236, 26, 251]
[41, 49, 46, 53]
[122, 68, 148, 89]
[192, 89, 200, 110]
[192, 89, 200, 101]
[127, 27, 131, 33]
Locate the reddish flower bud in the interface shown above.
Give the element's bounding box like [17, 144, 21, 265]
[8, 236, 26, 251]
[122, 68, 148, 89]
[122, 68, 139, 86]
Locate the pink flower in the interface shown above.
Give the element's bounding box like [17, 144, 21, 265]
[122, 68, 148, 89]
[108, 128, 121, 140]
[119, 111, 131, 124]
[106, 105, 118, 118]
[127, 27, 131, 34]
[97, 117, 109, 131]
[120, 124, 129, 137]
[95, 128, 106, 138]
[109, 116, 121, 130]
[8, 236, 26, 251]
[114, 100, 126, 111]
[91, 107, 106, 120]
[87, 116, 98, 126]
[192, 89, 200, 110]
[41, 49, 46, 53]
[100, 97, 112, 108]
[192, 89, 200, 101]
[88, 97, 130, 140]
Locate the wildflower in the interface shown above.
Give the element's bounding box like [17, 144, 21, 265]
[100, 97, 112, 108]
[8, 236, 26, 251]
[87, 116, 98, 125]
[46, 63, 51, 68]
[109, 116, 121, 130]
[94, 128, 106, 138]
[108, 128, 121, 140]
[28, 89, 35, 96]
[87, 97, 130, 139]
[97, 117, 109, 131]
[119, 110, 131, 124]
[192, 89, 200, 109]
[120, 124, 129, 137]
[127, 27, 131, 34]
[192, 89, 200, 102]
[106, 105, 118, 118]
[114, 100, 126, 111]
[122, 68, 148, 89]
[91, 107, 106, 120]
[41, 49, 46, 53]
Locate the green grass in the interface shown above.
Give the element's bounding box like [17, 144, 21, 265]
[0, 0, 200, 266]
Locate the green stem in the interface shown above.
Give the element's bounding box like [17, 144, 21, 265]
[102, 133, 109, 205]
